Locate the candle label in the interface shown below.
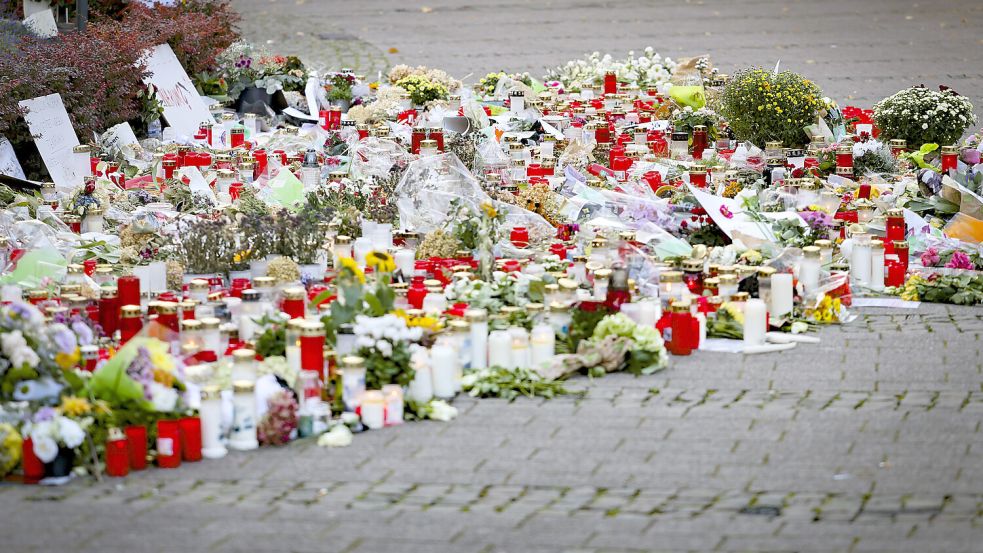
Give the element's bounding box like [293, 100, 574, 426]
[157, 437, 174, 457]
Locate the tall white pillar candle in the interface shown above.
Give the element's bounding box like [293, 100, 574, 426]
[430, 342, 457, 399]
[850, 234, 871, 288]
[467, 309, 489, 369]
[530, 323, 556, 367]
[870, 240, 885, 291]
[743, 299, 767, 348]
[487, 330, 511, 368]
[770, 273, 794, 319]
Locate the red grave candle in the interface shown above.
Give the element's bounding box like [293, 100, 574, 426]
[156, 420, 182, 469]
[125, 425, 147, 471]
[105, 428, 129, 477]
[179, 417, 202, 462]
[22, 437, 45, 483]
[300, 323, 326, 372]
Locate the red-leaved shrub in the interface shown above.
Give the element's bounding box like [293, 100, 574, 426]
[121, 0, 240, 78]
[0, 0, 239, 179]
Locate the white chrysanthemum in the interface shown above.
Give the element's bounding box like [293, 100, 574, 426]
[57, 417, 85, 449]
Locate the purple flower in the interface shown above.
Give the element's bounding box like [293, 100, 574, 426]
[51, 325, 77, 354]
[945, 251, 974, 270]
[920, 247, 940, 267]
[127, 347, 156, 400]
[799, 210, 834, 231]
[33, 406, 56, 423]
[72, 320, 94, 346]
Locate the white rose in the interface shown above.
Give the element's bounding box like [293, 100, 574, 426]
[428, 400, 458, 422]
[317, 424, 353, 447]
[32, 435, 59, 463]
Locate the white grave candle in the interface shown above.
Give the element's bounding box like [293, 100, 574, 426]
[800, 246, 821, 296]
[199, 386, 227, 459]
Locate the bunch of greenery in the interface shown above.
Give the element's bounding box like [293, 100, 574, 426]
[462, 366, 584, 401]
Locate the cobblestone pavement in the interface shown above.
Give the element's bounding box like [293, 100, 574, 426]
[229, 0, 983, 110]
[2, 303, 982, 552]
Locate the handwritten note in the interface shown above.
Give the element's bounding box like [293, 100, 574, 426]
[19, 93, 83, 190]
[142, 44, 213, 139]
[0, 136, 26, 180]
[101, 122, 139, 154]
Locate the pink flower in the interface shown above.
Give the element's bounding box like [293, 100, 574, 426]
[920, 247, 940, 267]
[944, 251, 974, 270]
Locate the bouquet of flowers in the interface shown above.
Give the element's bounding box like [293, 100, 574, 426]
[89, 338, 185, 412]
[673, 106, 723, 141]
[873, 85, 976, 148]
[1, 302, 81, 400]
[23, 407, 87, 464]
[585, 313, 668, 375]
[394, 75, 449, 106]
[213, 40, 306, 98]
[353, 314, 423, 389]
[851, 138, 897, 176]
[721, 68, 823, 148]
[546, 47, 676, 91]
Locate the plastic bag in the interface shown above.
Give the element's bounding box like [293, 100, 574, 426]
[393, 152, 553, 245]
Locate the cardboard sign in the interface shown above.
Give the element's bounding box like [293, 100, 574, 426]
[22, 0, 49, 16]
[18, 93, 83, 190]
[142, 44, 213, 139]
[23, 8, 57, 38]
[101, 122, 139, 155]
[0, 136, 26, 180]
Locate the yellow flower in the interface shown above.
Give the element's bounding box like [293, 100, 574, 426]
[480, 201, 498, 219]
[721, 302, 745, 326]
[59, 396, 91, 417]
[338, 256, 366, 284]
[154, 367, 175, 387]
[366, 250, 396, 273]
[55, 348, 80, 370]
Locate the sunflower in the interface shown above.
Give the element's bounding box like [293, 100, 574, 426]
[366, 251, 396, 273]
[337, 256, 366, 284]
[59, 396, 92, 417]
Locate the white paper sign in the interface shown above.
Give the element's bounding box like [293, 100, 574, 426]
[101, 122, 139, 155]
[23, 8, 58, 38]
[18, 93, 82, 190]
[142, 44, 213, 138]
[0, 136, 26, 180]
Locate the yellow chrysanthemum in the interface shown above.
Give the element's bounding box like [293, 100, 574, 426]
[59, 396, 91, 417]
[366, 251, 396, 273]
